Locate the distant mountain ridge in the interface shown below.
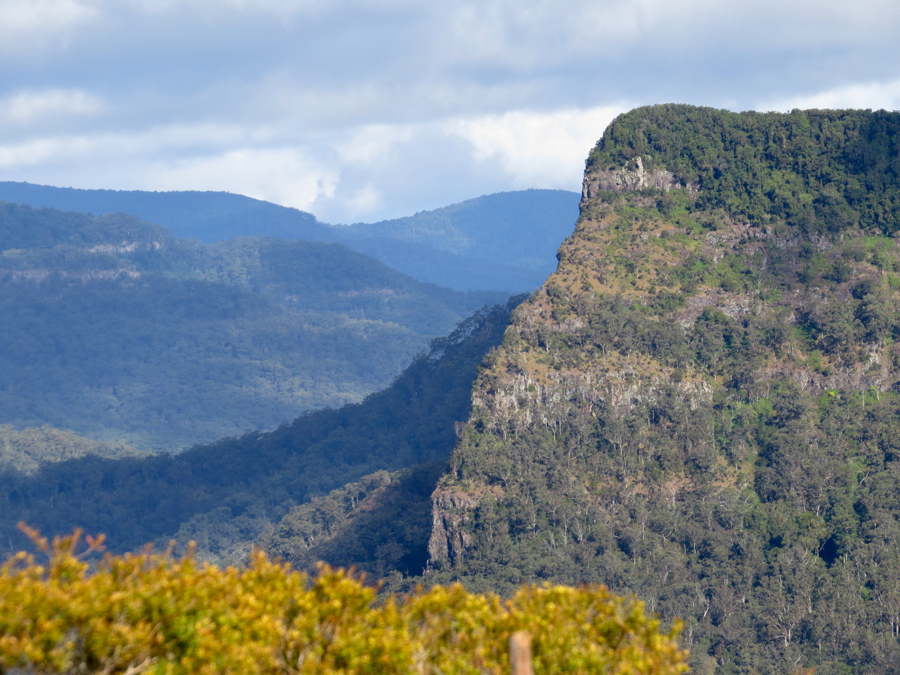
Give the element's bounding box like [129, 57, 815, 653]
[9, 107, 900, 674]
[0, 183, 330, 242]
[0, 201, 505, 450]
[0, 183, 580, 291]
[339, 190, 580, 290]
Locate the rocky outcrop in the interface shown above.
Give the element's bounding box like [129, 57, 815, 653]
[426, 487, 479, 565]
[427, 106, 900, 673]
[582, 156, 694, 201]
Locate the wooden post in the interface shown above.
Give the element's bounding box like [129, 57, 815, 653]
[510, 630, 533, 675]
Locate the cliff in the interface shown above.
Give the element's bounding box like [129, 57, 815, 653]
[427, 105, 900, 674]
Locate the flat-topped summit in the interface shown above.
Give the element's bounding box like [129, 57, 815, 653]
[427, 105, 900, 674]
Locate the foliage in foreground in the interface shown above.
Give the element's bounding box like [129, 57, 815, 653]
[0, 529, 687, 675]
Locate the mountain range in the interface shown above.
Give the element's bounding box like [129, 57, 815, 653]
[0, 201, 506, 450]
[5, 105, 900, 674]
[0, 300, 521, 567]
[0, 183, 580, 292]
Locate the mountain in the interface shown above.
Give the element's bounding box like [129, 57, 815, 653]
[15, 105, 900, 672]
[0, 183, 580, 291]
[0, 183, 330, 243]
[408, 106, 900, 673]
[0, 201, 505, 450]
[0, 299, 521, 561]
[332, 190, 581, 290]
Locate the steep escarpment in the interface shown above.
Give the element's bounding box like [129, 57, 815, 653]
[427, 106, 900, 674]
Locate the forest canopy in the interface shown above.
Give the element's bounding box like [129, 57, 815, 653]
[0, 201, 505, 450]
[422, 106, 900, 674]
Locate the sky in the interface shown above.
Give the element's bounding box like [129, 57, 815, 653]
[0, 0, 899, 224]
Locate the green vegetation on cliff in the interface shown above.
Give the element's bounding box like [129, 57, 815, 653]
[425, 106, 900, 674]
[587, 105, 900, 234]
[264, 461, 447, 583]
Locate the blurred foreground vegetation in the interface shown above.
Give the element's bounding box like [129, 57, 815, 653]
[0, 527, 687, 675]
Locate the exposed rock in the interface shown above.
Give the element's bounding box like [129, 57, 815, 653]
[427, 487, 478, 565]
[424, 104, 900, 674]
[582, 156, 695, 201]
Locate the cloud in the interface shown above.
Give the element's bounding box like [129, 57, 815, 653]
[0, 123, 254, 169]
[343, 185, 383, 216]
[1, 89, 104, 126]
[0, 0, 899, 222]
[0, 123, 336, 212]
[310, 121, 516, 223]
[447, 106, 625, 189]
[336, 124, 412, 166]
[0, 0, 97, 50]
[761, 78, 900, 113]
[142, 147, 337, 211]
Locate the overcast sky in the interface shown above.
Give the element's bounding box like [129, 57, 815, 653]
[0, 0, 898, 223]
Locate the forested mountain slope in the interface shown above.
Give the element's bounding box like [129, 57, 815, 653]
[0, 425, 148, 475]
[333, 190, 580, 290]
[0, 202, 504, 449]
[0, 300, 520, 562]
[425, 106, 900, 674]
[0, 183, 580, 291]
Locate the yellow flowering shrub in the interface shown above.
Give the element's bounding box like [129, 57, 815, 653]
[0, 527, 688, 675]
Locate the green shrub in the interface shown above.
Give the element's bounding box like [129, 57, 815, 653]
[0, 527, 689, 675]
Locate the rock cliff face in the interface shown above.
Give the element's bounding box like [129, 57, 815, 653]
[581, 155, 693, 200]
[427, 105, 900, 674]
[427, 487, 478, 563]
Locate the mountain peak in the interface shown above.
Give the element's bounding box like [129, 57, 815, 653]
[426, 105, 900, 672]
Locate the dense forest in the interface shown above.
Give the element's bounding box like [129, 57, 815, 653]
[418, 107, 900, 674]
[0, 425, 147, 475]
[7, 106, 900, 673]
[0, 183, 580, 291]
[0, 202, 504, 449]
[0, 299, 521, 563]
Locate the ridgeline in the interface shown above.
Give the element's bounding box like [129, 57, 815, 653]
[0, 202, 504, 450]
[421, 106, 900, 674]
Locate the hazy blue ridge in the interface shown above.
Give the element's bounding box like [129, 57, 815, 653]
[339, 237, 550, 291]
[0, 201, 507, 451]
[333, 189, 580, 290]
[0, 182, 332, 243]
[0, 183, 579, 291]
[0, 299, 521, 560]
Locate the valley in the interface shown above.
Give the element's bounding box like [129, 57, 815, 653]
[0, 201, 507, 450]
[5, 105, 900, 674]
